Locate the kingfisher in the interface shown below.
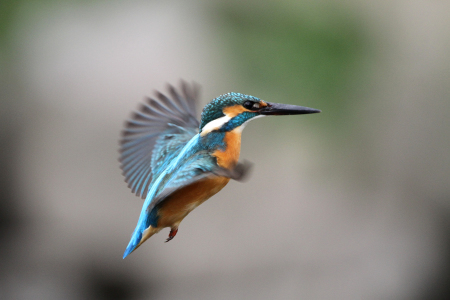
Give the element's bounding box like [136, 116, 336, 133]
[120, 81, 320, 258]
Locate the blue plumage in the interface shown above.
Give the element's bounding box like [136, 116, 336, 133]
[120, 81, 320, 258]
[199, 92, 261, 129]
[120, 83, 199, 199]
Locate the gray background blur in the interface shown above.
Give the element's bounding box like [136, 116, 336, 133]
[1, 0, 450, 299]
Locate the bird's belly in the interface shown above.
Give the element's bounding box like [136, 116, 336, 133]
[156, 176, 230, 228]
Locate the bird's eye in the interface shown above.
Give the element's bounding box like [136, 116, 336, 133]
[243, 101, 254, 109]
[243, 101, 260, 110]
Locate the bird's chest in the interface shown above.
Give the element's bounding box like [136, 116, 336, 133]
[212, 129, 242, 169]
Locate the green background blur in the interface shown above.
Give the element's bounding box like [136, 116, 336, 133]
[1, 1, 450, 299]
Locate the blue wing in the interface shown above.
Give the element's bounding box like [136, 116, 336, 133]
[122, 141, 221, 258]
[146, 152, 252, 215]
[119, 81, 200, 199]
[145, 150, 219, 212]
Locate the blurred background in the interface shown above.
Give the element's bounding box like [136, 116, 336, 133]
[1, 0, 450, 299]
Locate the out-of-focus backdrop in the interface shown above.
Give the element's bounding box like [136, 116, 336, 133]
[1, 0, 450, 299]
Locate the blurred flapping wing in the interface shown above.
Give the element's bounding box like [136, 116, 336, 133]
[119, 81, 200, 199]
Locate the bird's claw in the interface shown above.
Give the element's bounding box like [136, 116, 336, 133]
[165, 228, 178, 243]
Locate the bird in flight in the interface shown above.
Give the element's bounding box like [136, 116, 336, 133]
[120, 81, 320, 258]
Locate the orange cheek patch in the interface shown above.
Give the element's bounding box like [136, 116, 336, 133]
[223, 105, 250, 117]
[222, 102, 268, 117]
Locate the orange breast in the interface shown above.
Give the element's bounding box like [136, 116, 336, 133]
[213, 128, 242, 169]
[157, 176, 230, 228]
[157, 128, 243, 229]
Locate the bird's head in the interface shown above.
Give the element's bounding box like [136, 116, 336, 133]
[199, 92, 320, 135]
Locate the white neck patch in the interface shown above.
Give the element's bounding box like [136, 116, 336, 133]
[200, 113, 267, 136]
[200, 115, 232, 136]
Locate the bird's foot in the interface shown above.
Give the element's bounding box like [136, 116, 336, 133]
[165, 228, 178, 243]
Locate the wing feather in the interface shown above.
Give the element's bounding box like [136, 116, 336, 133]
[145, 153, 251, 213]
[119, 81, 200, 199]
[145, 152, 218, 213]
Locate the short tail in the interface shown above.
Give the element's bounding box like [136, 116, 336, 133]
[123, 198, 161, 258]
[123, 224, 159, 259]
[123, 230, 142, 259]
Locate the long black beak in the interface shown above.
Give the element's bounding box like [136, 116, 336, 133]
[259, 102, 321, 116]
